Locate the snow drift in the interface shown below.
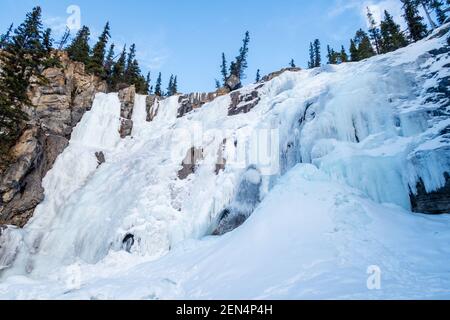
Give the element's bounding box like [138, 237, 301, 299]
[0, 25, 449, 299]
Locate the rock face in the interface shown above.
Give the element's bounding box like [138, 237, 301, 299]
[410, 173, 450, 214]
[225, 75, 241, 92]
[177, 92, 218, 118]
[228, 87, 262, 116]
[0, 51, 106, 227]
[146, 95, 160, 122]
[118, 86, 136, 138]
[261, 67, 301, 82]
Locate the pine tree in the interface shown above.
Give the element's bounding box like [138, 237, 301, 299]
[104, 43, 115, 85]
[124, 44, 138, 83]
[308, 42, 315, 68]
[230, 31, 250, 80]
[57, 27, 70, 50]
[313, 39, 321, 67]
[415, 0, 438, 29]
[352, 29, 375, 61]
[340, 46, 349, 63]
[110, 45, 126, 90]
[289, 59, 296, 68]
[172, 76, 178, 95]
[87, 22, 110, 78]
[166, 75, 174, 96]
[0, 24, 13, 49]
[220, 53, 228, 85]
[327, 45, 338, 64]
[145, 72, 152, 94]
[42, 28, 52, 53]
[367, 7, 382, 54]
[215, 79, 221, 89]
[431, 0, 448, 25]
[154, 72, 162, 96]
[255, 69, 261, 82]
[380, 10, 408, 53]
[349, 39, 359, 61]
[66, 25, 91, 65]
[0, 7, 47, 153]
[401, 0, 428, 42]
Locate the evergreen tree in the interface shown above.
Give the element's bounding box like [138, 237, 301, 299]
[313, 39, 321, 67]
[367, 7, 382, 54]
[220, 53, 228, 85]
[145, 72, 152, 95]
[431, 0, 448, 24]
[415, 0, 438, 29]
[380, 10, 408, 53]
[0, 7, 48, 153]
[110, 45, 126, 90]
[42, 28, 52, 53]
[255, 69, 261, 82]
[308, 42, 315, 68]
[0, 24, 13, 49]
[215, 79, 221, 89]
[230, 31, 250, 80]
[154, 72, 162, 96]
[124, 44, 138, 83]
[57, 27, 70, 50]
[289, 59, 296, 68]
[401, 0, 428, 42]
[166, 75, 174, 96]
[104, 43, 115, 84]
[87, 22, 110, 77]
[66, 25, 91, 65]
[327, 45, 338, 64]
[351, 29, 375, 61]
[172, 76, 178, 95]
[340, 46, 349, 63]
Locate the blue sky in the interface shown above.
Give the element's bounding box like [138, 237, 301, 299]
[0, 0, 408, 92]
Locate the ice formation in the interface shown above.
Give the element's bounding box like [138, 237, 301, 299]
[0, 25, 449, 299]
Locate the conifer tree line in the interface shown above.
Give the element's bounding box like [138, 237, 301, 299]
[0, 7, 58, 157]
[0, 6, 180, 159]
[306, 0, 448, 68]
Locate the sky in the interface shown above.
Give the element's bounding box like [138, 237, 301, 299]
[0, 0, 410, 93]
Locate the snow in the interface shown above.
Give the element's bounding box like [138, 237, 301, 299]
[0, 25, 449, 299]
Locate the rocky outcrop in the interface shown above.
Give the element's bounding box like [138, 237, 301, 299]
[118, 86, 136, 138]
[410, 173, 450, 214]
[146, 95, 160, 122]
[261, 67, 301, 82]
[0, 51, 106, 227]
[225, 75, 241, 92]
[228, 86, 262, 116]
[177, 92, 218, 118]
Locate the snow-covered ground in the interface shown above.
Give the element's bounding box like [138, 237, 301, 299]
[0, 25, 449, 299]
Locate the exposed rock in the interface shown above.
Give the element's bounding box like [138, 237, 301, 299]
[118, 86, 136, 138]
[146, 95, 160, 122]
[228, 89, 261, 116]
[410, 173, 450, 214]
[261, 67, 301, 82]
[0, 51, 106, 227]
[225, 75, 241, 91]
[177, 92, 218, 118]
[95, 152, 106, 167]
[177, 147, 204, 180]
